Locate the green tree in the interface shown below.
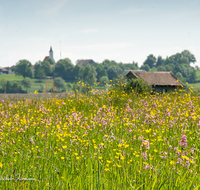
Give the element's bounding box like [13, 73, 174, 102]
[140, 65, 150, 72]
[54, 58, 74, 82]
[157, 66, 166, 71]
[72, 64, 81, 82]
[21, 78, 31, 92]
[15, 60, 33, 78]
[34, 62, 46, 81]
[176, 72, 183, 80]
[45, 57, 55, 65]
[100, 76, 109, 85]
[156, 56, 165, 67]
[149, 67, 157, 72]
[79, 64, 97, 85]
[54, 77, 66, 92]
[143, 54, 156, 68]
[106, 67, 123, 80]
[179, 57, 189, 65]
[188, 69, 197, 83]
[41, 61, 52, 76]
[96, 64, 107, 82]
[181, 50, 196, 63]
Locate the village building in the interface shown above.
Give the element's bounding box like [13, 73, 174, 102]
[126, 70, 184, 93]
[76, 59, 95, 67]
[0, 67, 8, 74]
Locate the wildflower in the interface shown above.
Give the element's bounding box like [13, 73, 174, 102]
[170, 161, 175, 165]
[142, 152, 147, 160]
[61, 157, 65, 160]
[0, 163, 3, 168]
[143, 140, 150, 149]
[29, 137, 34, 144]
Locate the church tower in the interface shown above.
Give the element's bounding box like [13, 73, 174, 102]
[49, 46, 55, 63]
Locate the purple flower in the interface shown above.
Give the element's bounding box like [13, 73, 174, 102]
[191, 148, 195, 155]
[29, 137, 34, 144]
[142, 152, 147, 160]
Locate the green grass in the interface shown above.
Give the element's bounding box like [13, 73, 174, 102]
[187, 83, 200, 92]
[196, 70, 200, 81]
[0, 74, 34, 81]
[0, 89, 200, 189]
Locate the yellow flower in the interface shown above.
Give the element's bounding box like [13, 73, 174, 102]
[61, 157, 65, 160]
[0, 163, 3, 168]
[170, 161, 175, 165]
[104, 168, 109, 172]
[117, 164, 122, 168]
[99, 156, 102, 160]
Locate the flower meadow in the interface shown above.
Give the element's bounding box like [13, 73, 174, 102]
[0, 89, 200, 189]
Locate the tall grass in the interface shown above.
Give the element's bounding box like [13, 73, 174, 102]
[0, 84, 199, 189]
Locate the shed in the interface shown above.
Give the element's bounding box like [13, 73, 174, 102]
[126, 70, 184, 93]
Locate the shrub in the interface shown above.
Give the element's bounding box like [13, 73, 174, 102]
[124, 78, 152, 94]
[54, 77, 66, 92]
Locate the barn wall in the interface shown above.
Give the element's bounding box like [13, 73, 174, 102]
[154, 86, 177, 93]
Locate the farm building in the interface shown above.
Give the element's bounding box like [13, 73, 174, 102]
[0, 67, 8, 74]
[126, 70, 184, 93]
[76, 59, 95, 67]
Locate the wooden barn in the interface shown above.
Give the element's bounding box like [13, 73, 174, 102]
[126, 70, 184, 93]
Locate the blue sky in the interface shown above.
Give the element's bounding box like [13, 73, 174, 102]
[0, 0, 200, 67]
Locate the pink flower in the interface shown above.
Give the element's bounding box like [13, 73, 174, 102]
[143, 140, 150, 149]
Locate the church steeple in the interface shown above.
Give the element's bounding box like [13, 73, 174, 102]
[49, 46, 55, 62]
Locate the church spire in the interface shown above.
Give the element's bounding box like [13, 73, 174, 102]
[49, 46, 55, 62]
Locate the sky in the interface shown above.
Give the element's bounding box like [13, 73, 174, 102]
[0, 0, 200, 67]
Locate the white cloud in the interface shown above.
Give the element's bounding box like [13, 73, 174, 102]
[80, 29, 98, 34]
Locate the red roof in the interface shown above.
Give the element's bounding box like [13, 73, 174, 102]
[43, 56, 50, 61]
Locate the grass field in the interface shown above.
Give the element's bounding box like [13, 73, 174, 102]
[188, 83, 200, 92]
[0, 74, 60, 93]
[196, 70, 200, 81]
[0, 87, 200, 189]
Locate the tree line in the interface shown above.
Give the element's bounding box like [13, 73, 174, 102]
[13, 49, 198, 89]
[140, 50, 197, 83]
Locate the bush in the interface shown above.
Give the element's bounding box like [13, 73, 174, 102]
[54, 77, 66, 92]
[0, 80, 26, 93]
[100, 76, 109, 86]
[124, 78, 152, 94]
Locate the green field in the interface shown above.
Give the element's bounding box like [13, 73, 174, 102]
[0, 74, 61, 93]
[0, 88, 200, 189]
[196, 70, 200, 81]
[188, 83, 200, 92]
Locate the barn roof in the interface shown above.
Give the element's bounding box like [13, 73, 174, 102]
[126, 70, 184, 86]
[76, 59, 95, 67]
[0, 67, 8, 72]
